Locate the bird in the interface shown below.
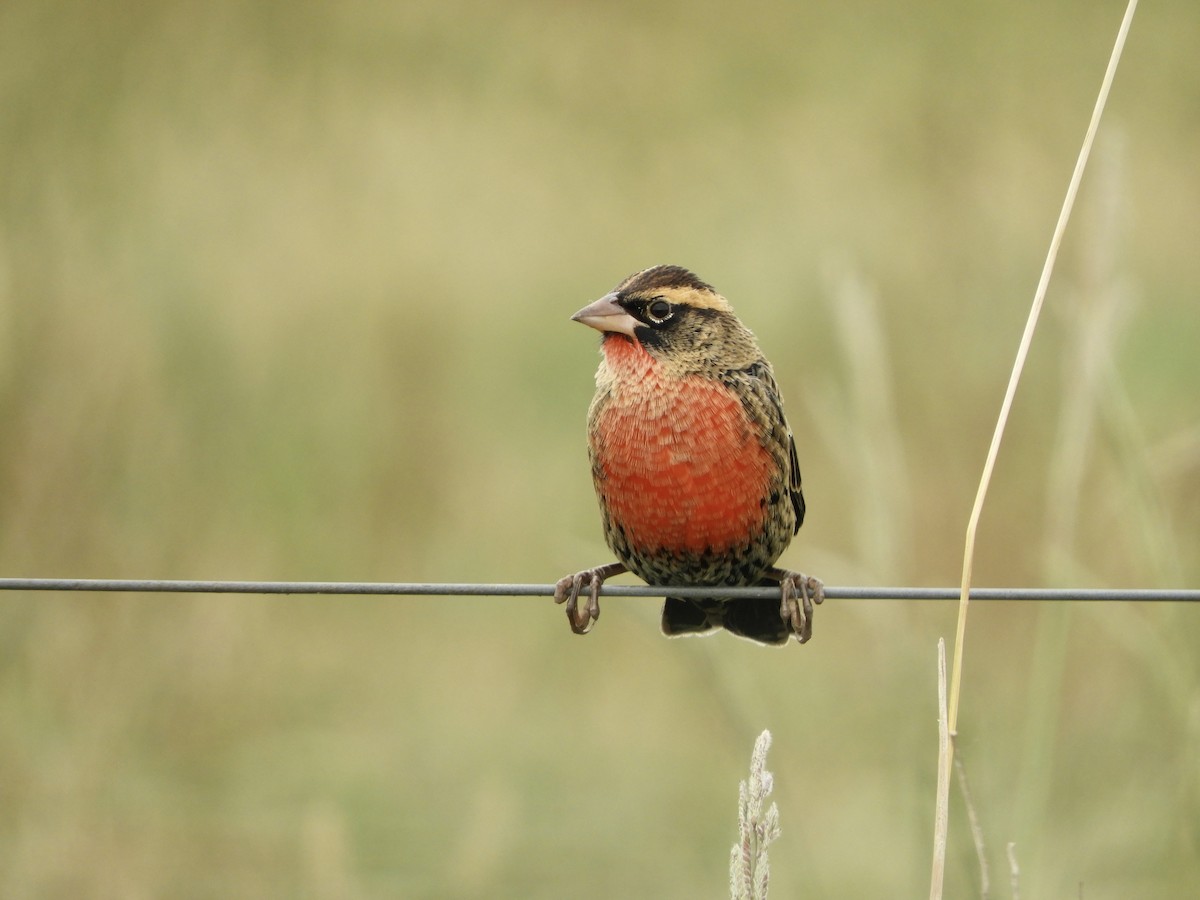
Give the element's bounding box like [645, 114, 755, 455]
[554, 264, 823, 645]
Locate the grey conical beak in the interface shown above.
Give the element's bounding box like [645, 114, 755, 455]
[571, 292, 639, 338]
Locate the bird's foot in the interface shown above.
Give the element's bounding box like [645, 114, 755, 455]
[765, 568, 825, 644]
[553, 562, 627, 634]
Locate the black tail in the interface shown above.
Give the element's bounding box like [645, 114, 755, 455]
[661, 595, 789, 646]
[661, 597, 717, 637]
[721, 596, 789, 645]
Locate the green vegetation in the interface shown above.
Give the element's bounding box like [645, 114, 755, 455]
[1, 0, 1197, 895]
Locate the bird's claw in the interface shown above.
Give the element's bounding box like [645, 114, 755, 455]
[554, 571, 602, 634]
[778, 572, 825, 644]
[553, 562, 626, 635]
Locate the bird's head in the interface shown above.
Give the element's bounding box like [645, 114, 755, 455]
[571, 265, 759, 372]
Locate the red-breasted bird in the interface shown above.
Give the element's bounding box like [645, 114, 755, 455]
[554, 265, 824, 644]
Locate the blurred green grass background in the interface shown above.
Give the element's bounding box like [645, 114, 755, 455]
[2, 0, 1198, 896]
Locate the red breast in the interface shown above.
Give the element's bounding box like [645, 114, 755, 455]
[591, 335, 773, 555]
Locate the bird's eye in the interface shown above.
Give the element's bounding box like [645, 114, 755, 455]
[646, 299, 673, 323]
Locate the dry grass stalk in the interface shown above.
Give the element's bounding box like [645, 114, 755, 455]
[929, 639, 950, 900]
[933, 2, 1141, 897]
[954, 753, 990, 899]
[1007, 842, 1021, 900]
[730, 730, 782, 900]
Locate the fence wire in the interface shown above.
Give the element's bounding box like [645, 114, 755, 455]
[0, 578, 1196, 602]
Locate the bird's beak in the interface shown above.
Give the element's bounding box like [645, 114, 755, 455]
[571, 291, 640, 339]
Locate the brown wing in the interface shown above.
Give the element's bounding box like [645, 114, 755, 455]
[786, 429, 805, 532]
[724, 360, 805, 534]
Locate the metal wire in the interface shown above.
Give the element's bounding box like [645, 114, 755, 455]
[0, 578, 1196, 602]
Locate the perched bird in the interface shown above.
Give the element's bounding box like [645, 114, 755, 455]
[554, 265, 823, 644]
